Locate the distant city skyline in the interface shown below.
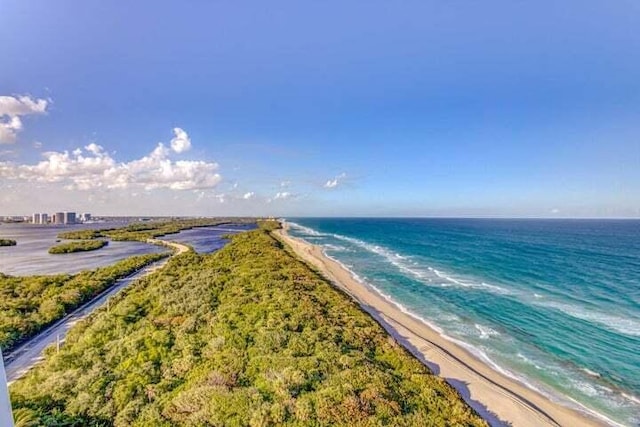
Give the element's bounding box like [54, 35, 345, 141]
[1, 1, 639, 217]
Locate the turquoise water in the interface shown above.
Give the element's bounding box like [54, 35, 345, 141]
[287, 218, 640, 426]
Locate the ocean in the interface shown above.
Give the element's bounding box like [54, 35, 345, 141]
[287, 218, 640, 426]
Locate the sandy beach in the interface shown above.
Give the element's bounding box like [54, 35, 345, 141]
[274, 225, 606, 427]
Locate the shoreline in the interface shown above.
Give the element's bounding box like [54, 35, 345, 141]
[274, 225, 606, 427]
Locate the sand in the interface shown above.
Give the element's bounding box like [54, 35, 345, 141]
[274, 226, 607, 427]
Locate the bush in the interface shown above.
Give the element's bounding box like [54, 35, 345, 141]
[49, 240, 108, 254]
[0, 253, 167, 351]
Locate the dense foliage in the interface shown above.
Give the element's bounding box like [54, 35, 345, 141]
[9, 223, 485, 426]
[0, 253, 167, 352]
[0, 238, 17, 246]
[48, 240, 108, 254]
[58, 218, 255, 242]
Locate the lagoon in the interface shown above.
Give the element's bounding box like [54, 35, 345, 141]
[0, 222, 167, 276]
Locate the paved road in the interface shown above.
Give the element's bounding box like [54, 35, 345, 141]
[3, 240, 189, 383]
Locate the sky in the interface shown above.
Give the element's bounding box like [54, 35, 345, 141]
[1, 1, 639, 217]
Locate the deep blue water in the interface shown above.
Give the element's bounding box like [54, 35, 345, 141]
[287, 218, 640, 426]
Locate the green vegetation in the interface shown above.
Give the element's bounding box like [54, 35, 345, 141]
[0, 253, 168, 352]
[9, 222, 486, 426]
[58, 218, 254, 242]
[56, 229, 106, 240]
[48, 239, 108, 254]
[0, 238, 17, 246]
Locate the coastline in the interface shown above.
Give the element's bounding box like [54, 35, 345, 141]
[274, 225, 606, 427]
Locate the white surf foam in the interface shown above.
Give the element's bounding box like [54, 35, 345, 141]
[324, 231, 514, 297]
[475, 323, 500, 339]
[516, 352, 543, 370]
[288, 222, 326, 237]
[535, 300, 640, 337]
[323, 243, 350, 252]
[581, 368, 602, 378]
[622, 393, 640, 405]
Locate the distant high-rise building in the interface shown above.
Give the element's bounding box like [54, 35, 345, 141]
[55, 212, 65, 224]
[32, 213, 41, 224]
[63, 212, 76, 224]
[80, 213, 91, 222]
[40, 213, 48, 224]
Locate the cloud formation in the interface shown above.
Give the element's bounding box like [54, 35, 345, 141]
[243, 192, 255, 199]
[274, 191, 292, 200]
[0, 128, 221, 191]
[170, 127, 191, 153]
[324, 172, 346, 188]
[0, 95, 49, 144]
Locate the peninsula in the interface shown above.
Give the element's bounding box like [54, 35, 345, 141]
[8, 221, 487, 426]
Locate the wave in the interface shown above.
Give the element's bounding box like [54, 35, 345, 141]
[301, 226, 514, 297]
[288, 222, 326, 237]
[622, 393, 640, 406]
[475, 323, 500, 339]
[581, 368, 602, 378]
[516, 352, 543, 370]
[534, 300, 640, 337]
[322, 243, 351, 252]
[429, 267, 513, 295]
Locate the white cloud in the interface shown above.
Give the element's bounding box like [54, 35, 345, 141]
[85, 142, 102, 155]
[0, 95, 48, 144]
[280, 180, 291, 188]
[170, 127, 191, 153]
[324, 172, 346, 188]
[274, 191, 292, 200]
[0, 116, 22, 144]
[243, 192, 255, 199]
[0, 128, 221, 191]
[0, 95, 48, 116]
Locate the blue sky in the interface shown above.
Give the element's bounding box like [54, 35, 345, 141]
[1, 1, 639, 217]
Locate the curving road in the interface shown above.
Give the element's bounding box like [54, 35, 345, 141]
[3, 239, 190, 383]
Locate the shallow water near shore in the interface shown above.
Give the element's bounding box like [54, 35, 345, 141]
[288, 218, 640, 426]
